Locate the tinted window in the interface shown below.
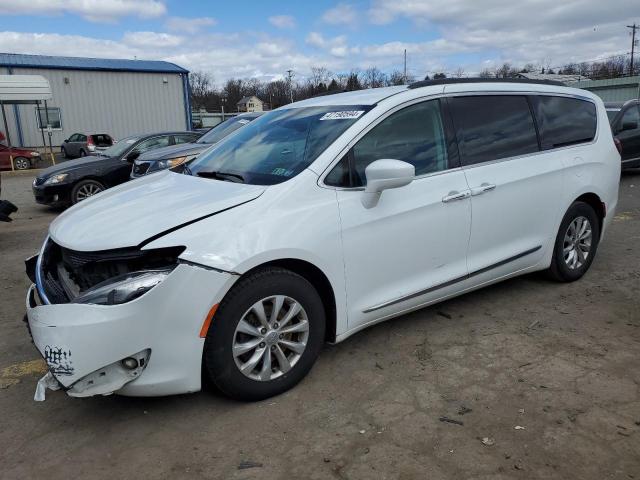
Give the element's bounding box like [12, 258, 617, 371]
[450, 95, 539, 165]
[100, 135, 140, 157]
[606, 109, 620, 124]
[532, 95, 597, 149]
[134, 136, 171, 153]
[78, 134, 87, 142]
[68, 134, 79, 142]
[325, 155, 351, 187]
[348, 100, 448, 186]
[619, 105, 640, 132]
[174, 134, 199, 145]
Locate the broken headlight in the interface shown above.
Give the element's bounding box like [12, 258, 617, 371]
[73, 269, 173, 306]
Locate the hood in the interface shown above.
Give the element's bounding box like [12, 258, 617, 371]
[37, 155, 111, 178]
[136, 143, 208, 162]
[49, 171, 266, 251]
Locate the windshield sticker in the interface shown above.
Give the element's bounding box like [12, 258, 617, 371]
[320, 111, 365, 120]
[272, 167, 294, 176]
[237, 119, 250, 125]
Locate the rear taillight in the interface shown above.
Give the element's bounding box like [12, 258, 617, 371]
[614, 137, 622, 155]
[87, 136, 94, 146]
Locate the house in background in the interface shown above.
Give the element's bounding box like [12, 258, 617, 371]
[236, 95, 264, 112]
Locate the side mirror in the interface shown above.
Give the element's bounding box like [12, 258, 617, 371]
[125, 151, 140, 162]
[621, 121, 638, 132]
[361, 159, 415, 209]
[63, 139, 68, 143]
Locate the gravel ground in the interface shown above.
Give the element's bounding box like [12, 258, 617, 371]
[0, 170, 639, 480]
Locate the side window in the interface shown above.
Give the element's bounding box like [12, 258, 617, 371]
[78, 134, 87, 142]
[174, 134, 198, 145]
[350, 100, 449, 187]
[532, 95, 597, 149]
[325, 155, 351, 187]
[134, 136, 171, 153]
[619, 105, 640, 132]
[450, 95, 538, 165]
[68, 134, 79, 142]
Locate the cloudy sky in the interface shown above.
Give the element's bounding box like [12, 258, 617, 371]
[0, 0, 638, 83]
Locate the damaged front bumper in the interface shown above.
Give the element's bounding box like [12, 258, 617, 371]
[25, 263, 235, 399]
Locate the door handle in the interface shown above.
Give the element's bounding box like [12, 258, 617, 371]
[442, 190, 470, 203]
[470, 183, 496, 196]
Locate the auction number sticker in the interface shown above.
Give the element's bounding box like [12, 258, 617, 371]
[320, 111, 365, 120]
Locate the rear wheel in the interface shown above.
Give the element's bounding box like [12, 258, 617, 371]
[547, 201, 600, 282]
[71, 179, 104, 204]
[203, 267, 325, 400]
[13, 157, 30, 170]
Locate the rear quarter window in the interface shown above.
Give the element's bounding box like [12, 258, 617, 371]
[531, 95, 596, 149]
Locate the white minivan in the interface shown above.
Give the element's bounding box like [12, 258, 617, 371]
[26, 79, 620, 401]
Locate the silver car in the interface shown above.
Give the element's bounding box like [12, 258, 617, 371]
[61, 133, 114, 158]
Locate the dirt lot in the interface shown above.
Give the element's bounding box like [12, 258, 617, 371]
[1, 170, 639, 480]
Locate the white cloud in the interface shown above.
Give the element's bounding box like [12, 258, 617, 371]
[122, 31, 184, 48]
[268, 15, 296, 29]
[165, 16, 216, 34]
[321, 3, 357, 26]
[0, 0, 166, 22]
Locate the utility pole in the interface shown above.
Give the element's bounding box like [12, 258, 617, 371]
[403, 49, 407, 84]
[628, 23, 639, 76]
[286, 69, 294, 103]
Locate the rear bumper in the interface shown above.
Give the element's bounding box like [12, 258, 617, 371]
[25, 263, 236, 397]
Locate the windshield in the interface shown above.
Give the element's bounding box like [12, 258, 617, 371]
[100, 136, 139, 157]
[197, 116, 256, 144]
[606, 109, 620, 124]
[187, 106, 370, 185]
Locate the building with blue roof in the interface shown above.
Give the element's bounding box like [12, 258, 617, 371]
[0, 53, 191, 147]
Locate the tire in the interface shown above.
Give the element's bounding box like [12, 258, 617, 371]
[71, 179, 105, 204]
[204, 267, 326, 401]
[61, 147, 68, 159]
[547, 201, 600, 282]
[79, 149, 86, 158]
[13, 156, 31, 170]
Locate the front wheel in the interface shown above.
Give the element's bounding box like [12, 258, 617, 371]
[547, 201, 600, 282]
[71, 179, 105, 204]
[13, 157, 31, 170]
[203, 267, 326, 400]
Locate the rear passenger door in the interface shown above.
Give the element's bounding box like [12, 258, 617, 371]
[614, 104, 640, 164]
[448, 94, 562, 279]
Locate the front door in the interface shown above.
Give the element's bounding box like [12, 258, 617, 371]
[615, 104, 640, 165]
[329, 99, 472, 330]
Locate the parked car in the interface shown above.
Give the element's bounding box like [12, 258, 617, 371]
[33, 131, 200, 207]
[605, 100, 640, 169]
[25, 79, 619, 402]
[131, 113, 262, 178]
[0, 143, 41, 170]
[0, 174, 17, 221]
[61, 133, 114, 159]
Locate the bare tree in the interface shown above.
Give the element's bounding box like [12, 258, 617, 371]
[189, 71, 214, 110]
[478, 68, 494, 78]
[362, 67, 387, 88]
[453, 67, 466, 78]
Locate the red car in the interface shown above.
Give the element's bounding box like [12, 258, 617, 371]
[0, 143, 41, 170]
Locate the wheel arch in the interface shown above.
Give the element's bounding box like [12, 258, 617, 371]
[573, 192, 605, 233]
[239, 258, 337, 343]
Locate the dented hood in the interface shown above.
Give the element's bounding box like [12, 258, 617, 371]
[49, 171, 265, 251]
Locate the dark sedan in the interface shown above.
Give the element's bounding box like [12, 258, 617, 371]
[605, 100, 640, 169]
[131, 112, 263, 178]
[33, 131, 201, 207]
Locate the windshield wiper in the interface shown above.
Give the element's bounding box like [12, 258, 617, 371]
[196, 170, 245, 183]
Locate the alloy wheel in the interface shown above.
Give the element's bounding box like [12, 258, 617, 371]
[14, 158, 29, 170]
[232, 295, 310, 381]
[563, 216, 592, 270]
[75, 183, 103, 201]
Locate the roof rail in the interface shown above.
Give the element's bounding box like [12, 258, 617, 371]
[408, 77, 566, 89]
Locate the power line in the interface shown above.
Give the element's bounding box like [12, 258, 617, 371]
[628, 23, 639, 75]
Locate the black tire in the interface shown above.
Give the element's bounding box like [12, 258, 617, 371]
[61, 147, 68, 159]
[13, 156, 31, 170]
[204, 267, 326, 401]
[79, 149, 86, 157]
[71, 179, 105, 204]
[547, 201, 600, 282]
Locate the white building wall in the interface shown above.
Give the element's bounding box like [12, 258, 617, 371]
[0, 67, 188, 147]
